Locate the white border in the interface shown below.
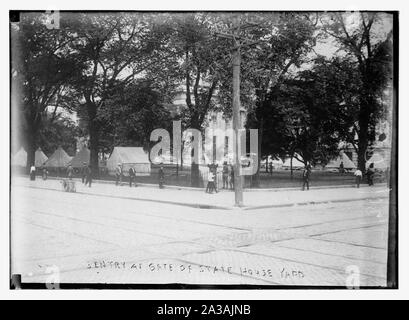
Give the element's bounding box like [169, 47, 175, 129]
[1, 0, 408, 300]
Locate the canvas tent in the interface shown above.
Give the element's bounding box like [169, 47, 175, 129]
[283, 155, 305, 168]
[366, 151, 389, 170]
[268, 156, 284, 168]
[70, 148, 90, 168]
[326, 153, 356, 170]
[35, 148, 48, 167]
[12, 148, 27, 167]
[44, 146, 72, 168]
[107, 147, 151, 176]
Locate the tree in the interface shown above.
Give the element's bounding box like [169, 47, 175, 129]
[96, 80, 173, 153]
[64, 13, 174, 175]
[235, 13, 318, 185]
[164, 13, 232, 186]
[38, 116, 80, 157]
[321, 12, 393, 171]
[11, 13, 80, 171]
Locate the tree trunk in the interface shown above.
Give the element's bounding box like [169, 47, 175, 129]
[190, 117, 201, 188]
[87, 102, 100, 178]
[357, 108, 370, 173]
[290, 156, 294, 180]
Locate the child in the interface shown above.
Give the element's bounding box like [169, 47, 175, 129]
[354, 169, 363, 188]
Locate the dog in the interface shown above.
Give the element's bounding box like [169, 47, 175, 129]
[60, 179, 76, 193]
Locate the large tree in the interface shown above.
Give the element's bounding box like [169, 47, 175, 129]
[11, 13, 80, 171]
[321, 12, 393, 171]
[95, 80, 173, 153]
[164, 13, 232, 186]
[231, 13, 319, 185]
[63, 13, 174, 174]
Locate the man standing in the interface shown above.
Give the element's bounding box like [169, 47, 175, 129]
[85, 165, 92, 188]
[222, 162, 229, 189]
[67, 165, 74, 180]
[339, 161, 345, 175]
[269, 162, 273, 176]
[29, 164, 36, 181]
[42, 167, 48, 180]
[115, 164, 123, 186]
[354, 168, 363, 188]
[206, 170, 214, 193]
[302, 165, 311, 191]
[81, 162, 87, 184]
[129, 167, 136, 187]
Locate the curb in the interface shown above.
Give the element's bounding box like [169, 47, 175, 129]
[17, 183, 389, 212]
[34, 175, 382, 193]
[242, 195, 389, 211]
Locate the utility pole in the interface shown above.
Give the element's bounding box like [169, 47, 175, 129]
[214, 20, 261, 207]
[232, 43, 244, 207]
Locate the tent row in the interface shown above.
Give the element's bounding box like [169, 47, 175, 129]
[12, 146, 74, 168]
[12, 147, 49, 167]
[12, 146, 151, 175]
[12, 146, 388, 173]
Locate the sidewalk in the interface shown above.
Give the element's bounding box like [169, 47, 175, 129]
[12, 176, 389, 210]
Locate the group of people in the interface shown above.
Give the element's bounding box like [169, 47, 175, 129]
[114, 163, 165, 189]
[205, 162, 235, 194]
[353, 163, 376, 188]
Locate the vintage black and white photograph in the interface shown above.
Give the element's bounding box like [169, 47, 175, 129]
[9, 10, 398, 289]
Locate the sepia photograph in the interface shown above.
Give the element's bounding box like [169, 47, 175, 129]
[9, 9, 398, 289]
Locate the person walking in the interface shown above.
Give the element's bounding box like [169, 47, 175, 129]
[67, 165, 74, 180]
[222, 162, 229, 189]
[367, 163, 375, 186]
[115, 164, 123, 186]
[302, 165, 311, 191]
[129, 167, 136, 187]
[158, 165, 165, 189]
[354, 168, 363, 188]
[29, 164, 36, 181]
[85, 165, 92, 187]
[81, 162, 87, 184]
[269, 162, 273, 176]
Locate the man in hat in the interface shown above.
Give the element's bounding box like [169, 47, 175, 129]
[302, 164, 312, 191]
[129, 166, 136, 187]
[115, 163, 123, 186]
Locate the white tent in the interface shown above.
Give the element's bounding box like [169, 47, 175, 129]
[107, 147, 151, 176]
[35, 148, 48, 167]
[366, 152, 390, 170]
[326, 153, 356, 170]
[12, 148, 27, 167]
[283, 155, 305, 168]
[45, 146, 72, 168]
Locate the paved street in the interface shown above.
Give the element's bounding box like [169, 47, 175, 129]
[11, 178, 390, 287]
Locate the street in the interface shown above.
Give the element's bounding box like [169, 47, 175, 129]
[11, 179, 390, 287]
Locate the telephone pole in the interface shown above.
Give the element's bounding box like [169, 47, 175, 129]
[215, 21, 251, 207]
[232, 44, 244, 207]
